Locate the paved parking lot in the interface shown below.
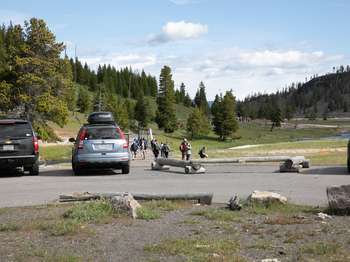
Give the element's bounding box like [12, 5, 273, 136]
[0, 163, 349, 208]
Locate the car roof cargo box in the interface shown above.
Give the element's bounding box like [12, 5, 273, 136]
[87, 112, 115, 124]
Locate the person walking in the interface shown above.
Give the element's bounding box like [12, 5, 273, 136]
[140, 138, 146, 160]
[151, 139, 160, 159]
[162, 143, 170, 158]
[179, 138, 188, 160]
[186, 141, 192, 161]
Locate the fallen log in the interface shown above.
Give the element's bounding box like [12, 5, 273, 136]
[59, 192, 213, 205]
[152, 156, 310, 174]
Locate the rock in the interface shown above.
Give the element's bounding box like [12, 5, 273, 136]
[110, 193, 141, 219]
[248, 191, 287, 204]
[228, 195, 242, 210]
[316, 212, 332, 220]
[327, 185, 350, 214]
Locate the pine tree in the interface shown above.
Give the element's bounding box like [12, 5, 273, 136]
[156, 65, 177, 133]
[186, 107, 210, 139]
[135, 92, 151, 129]
[77, 85, 92, 113]
[194, 82, 210, 116]
[11, 18, 71, 127]
[211, 91, 238, 140]
[269, 100, 282, 131]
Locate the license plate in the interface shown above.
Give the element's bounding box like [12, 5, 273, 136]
[94, 144, 113, 151]
[3, 145, 14, 151]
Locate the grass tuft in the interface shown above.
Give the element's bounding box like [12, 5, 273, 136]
[0, 222, 20, 232]
[62, 200, 118, 223]
[137, 207, 161, 220]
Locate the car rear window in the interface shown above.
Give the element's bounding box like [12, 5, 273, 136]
[85, 127, 121, 140]
[0, 122, 33, 138]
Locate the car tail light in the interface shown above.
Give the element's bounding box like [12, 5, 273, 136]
[33, 136, 39, 154]
[78, 128, 87, 149]
[116, 128, 128, 149]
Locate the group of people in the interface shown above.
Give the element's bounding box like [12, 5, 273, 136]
[131, 136, 208, 161]
[150, 139, 171, 159]
[130, 137, 147, 160]
[179, 138, 208, 161]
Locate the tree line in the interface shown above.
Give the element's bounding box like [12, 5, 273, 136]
[238, 68, 350, 124]
[0, 18, 239, 141]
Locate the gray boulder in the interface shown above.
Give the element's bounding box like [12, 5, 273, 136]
[327, 185, 350, 213]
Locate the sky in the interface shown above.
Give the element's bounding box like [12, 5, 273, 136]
[1, 0, 349, 100]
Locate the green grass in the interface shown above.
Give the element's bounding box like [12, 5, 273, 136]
[0, 222, 21, 232]
[136, 207, 161, 220]
[144, 238, 245, 261]
[40, 145, 72, 161]
[142, 200, 191, 211]
[62, 200, 118, 223]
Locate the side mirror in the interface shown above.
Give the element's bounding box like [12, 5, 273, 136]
[69, 138, 76, 143]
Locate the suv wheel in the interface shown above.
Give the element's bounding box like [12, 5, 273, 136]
[29, 161, 39, 176]
[72, 164, 82, 176]
[122, 165, 130, 174]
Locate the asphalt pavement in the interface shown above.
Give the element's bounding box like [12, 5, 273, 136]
[0, 162, 349, 208]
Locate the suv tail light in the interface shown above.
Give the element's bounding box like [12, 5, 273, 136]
[33, 136, 39, 154]
[116, 128, 128, 149]
[78, 128, 87, 149]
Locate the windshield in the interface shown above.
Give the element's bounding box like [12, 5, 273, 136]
[86, 127, 121, 140]
[0, 123, 33, 138]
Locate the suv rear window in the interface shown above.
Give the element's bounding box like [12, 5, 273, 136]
[85, 126, 121, 140]
[0, 122, 33, 138]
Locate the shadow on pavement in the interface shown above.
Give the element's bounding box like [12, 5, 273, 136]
[39, 168, 124, 177]
[301, 166, 348, 176]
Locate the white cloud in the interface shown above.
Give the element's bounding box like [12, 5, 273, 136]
[148, 21, 208, 44]
[80, 53, 157, 70]
[79, 48, 344, 100]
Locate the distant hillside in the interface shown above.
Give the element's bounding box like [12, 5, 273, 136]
[238, 69, 350, 119]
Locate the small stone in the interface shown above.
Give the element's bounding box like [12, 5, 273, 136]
[110, 193, 141, 219]
[261, 259, 280, 262]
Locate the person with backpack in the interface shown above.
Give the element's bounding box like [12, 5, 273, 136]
[179, 138, 188, 160]
[162, 143, 170, 158]
[151, 139, 160, 159]
[198, 146, 208, 158]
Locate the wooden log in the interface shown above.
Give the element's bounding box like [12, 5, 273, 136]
[60, 192, 213, 205]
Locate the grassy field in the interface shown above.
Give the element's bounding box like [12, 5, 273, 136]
[40, 145, 72, 161]
[42, 109, 350, 166]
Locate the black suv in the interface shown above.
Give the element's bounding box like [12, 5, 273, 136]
[0, 119, 39, 175]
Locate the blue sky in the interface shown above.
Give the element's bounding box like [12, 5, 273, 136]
[1, 0, 349, 99]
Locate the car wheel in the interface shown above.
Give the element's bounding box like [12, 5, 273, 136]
[122, 165, 130, 174]
[29, 161, 39, 176]
[72, 163, 83, 176]
[348, 159, 350, 173]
